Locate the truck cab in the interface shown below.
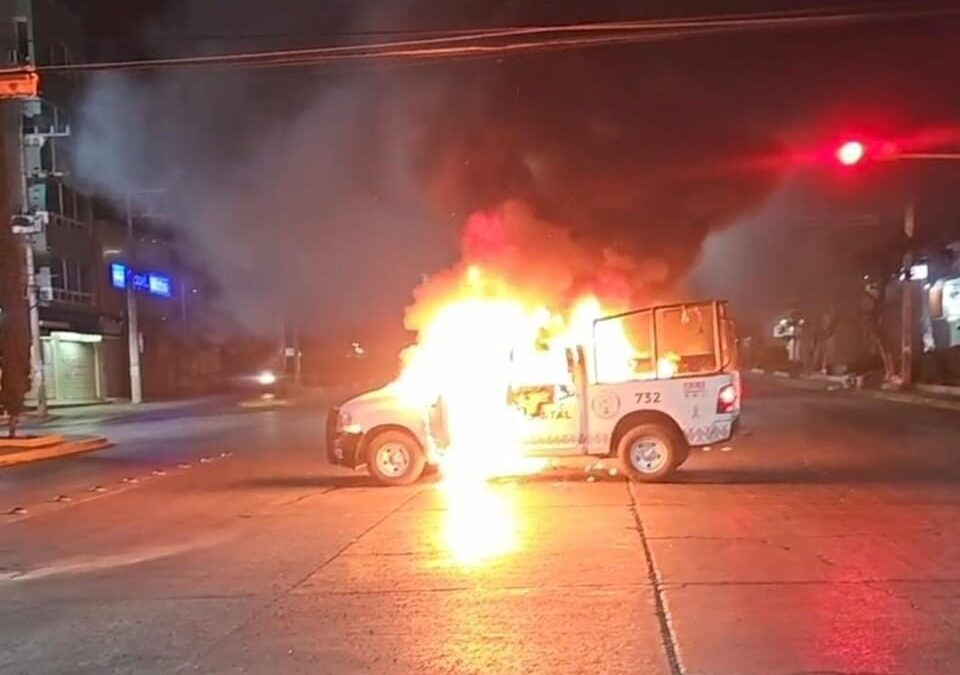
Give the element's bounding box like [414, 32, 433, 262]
[327, 300, 740, 485]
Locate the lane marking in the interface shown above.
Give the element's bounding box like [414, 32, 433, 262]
[0, 533, 235, 582]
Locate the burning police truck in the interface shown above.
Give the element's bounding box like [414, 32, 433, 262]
[327, 298, 740, 486]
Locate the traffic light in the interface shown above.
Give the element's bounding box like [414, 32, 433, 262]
[836, 140, 866, 166]
[0, 68, 38, 99]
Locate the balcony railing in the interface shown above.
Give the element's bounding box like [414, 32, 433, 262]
[48, 212, 92, 234]
[50, 288, 94, 305]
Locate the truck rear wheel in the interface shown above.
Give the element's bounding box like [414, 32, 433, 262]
[618, 423, 682, 482]
[366, 429, 426, 487]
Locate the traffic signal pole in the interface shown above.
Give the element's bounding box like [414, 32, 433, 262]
[831, 140, 960, 389]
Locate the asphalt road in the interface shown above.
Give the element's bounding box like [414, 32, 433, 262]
[3, 379, 960, 675]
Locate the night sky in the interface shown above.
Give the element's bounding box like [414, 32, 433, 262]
[61, 0, 960, 341]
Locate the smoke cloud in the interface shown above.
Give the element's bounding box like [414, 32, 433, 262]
[76, 0, 960, 340]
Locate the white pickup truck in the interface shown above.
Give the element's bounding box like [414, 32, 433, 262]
[327, 300, 740, 485]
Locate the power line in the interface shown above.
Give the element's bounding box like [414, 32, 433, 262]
[100, 0, 955, 45]
[8, 3, 958, 74]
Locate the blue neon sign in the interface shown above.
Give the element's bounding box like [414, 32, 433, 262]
[148, 274, 172, 298]
[108, 263, 173, 298]
[110, 263, 127, 289]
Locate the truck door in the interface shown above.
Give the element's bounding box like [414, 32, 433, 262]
[507, 347, 582, 454]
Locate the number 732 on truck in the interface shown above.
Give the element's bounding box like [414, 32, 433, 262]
[327, 300, 741, 485]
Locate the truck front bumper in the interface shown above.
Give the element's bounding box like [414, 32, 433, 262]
[326, 407, 364, 468]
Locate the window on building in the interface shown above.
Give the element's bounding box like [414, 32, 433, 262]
[65, 260, 89, 293]
[62, 185, 76, 220]
[48, 256, 63, 289]
[56, 140, 74, 177]
[40, 137, 54, 175]
[47, 42, 70, 66]
[47, 256, 93, 303]
[78, 193, 92, 223]
[14, 19, 30, 65]
[46, 182, 61, 214]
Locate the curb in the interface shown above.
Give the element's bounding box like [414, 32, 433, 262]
[0, 437, 111, 468]
[864, 390, 960, 413]
[237, 397, 295, 409]
[749, 371, 960, 412]
[756, 375, 843, 392]
[0, 434, 64, 449]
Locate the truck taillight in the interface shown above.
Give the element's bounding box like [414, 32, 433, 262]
[717, 384, 738, 413]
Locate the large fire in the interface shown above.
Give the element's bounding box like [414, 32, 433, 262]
[395, 266, 622, 479]
[393, 205, 671, 565]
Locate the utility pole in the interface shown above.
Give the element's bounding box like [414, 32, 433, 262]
[293, 321, 302, 385]
[17, 113, 47, 416]
[126, 194, 142, 403]
[900, 202, 915, 389]
[21, 222, 45, 413]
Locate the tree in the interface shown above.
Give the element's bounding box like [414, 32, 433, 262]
[0, 135, 30, 437]
[804, 304, 840, 375]
[860, 278, 897, 383]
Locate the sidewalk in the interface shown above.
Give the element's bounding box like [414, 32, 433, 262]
[2, 396, 229, 431]
[749, 368, 960, 412]
[3, 384, 347, 430]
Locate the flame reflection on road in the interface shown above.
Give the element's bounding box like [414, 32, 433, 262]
[440, 479, 521, 567]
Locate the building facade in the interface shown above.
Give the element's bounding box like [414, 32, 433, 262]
[2, 0, 218, 403]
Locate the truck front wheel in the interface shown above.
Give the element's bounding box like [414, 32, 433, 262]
[618, 423, 682, 482]
[366, 429, 426, 487]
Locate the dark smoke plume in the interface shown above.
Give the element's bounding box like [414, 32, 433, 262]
[74, 0, 960, 338]
[417, 38, 781, 289]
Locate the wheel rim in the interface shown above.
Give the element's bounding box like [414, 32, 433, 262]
[629, 437, 668, 473]
[375, 442, 411, 477]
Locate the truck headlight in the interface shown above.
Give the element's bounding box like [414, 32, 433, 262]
[337, 410, 352, 430]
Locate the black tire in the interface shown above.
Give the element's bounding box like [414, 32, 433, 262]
[366, 429, 426, 487]
[618, 423, 682, 482]
[675, 443, 692, 469]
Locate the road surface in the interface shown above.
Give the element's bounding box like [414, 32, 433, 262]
[3, 379, 960, 675]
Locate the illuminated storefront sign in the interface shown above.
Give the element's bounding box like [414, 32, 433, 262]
[109, 263, 173, 298]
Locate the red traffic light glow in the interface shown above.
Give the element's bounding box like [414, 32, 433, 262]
[836, 140, 866, 166]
